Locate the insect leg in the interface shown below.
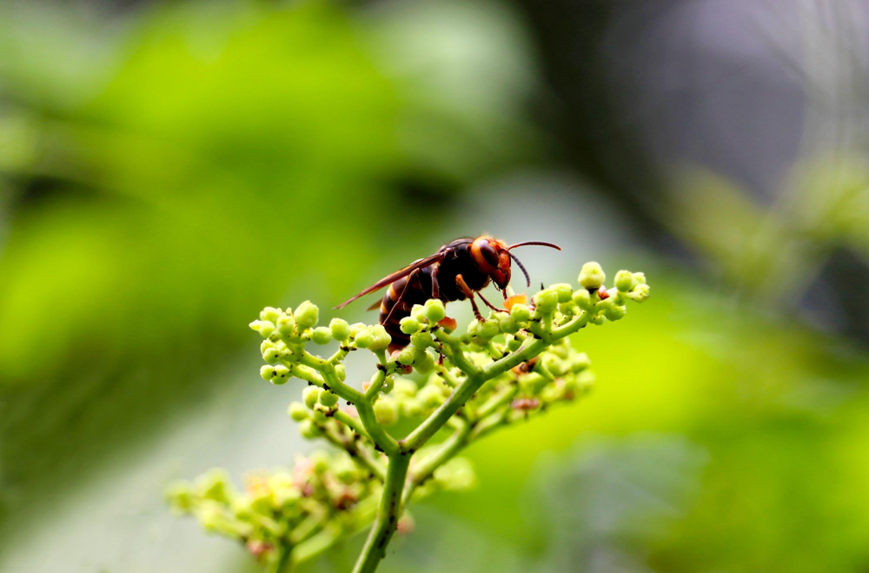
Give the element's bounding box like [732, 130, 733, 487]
[431, 265, 440, 300]
[455, 274, 484, 321]
[477, 290, 508, 313]
[431, 248, 452, 300]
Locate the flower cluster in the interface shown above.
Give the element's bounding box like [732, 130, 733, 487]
[168, 262, 649, 573]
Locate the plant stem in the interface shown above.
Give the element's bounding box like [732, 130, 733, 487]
[403, 419, 470, 504]
[352, 453, 411, 573]
[268, 543, 293, 573]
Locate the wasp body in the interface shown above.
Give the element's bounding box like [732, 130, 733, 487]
[337, 236, 560, 353]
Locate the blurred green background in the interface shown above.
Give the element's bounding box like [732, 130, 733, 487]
[2, 1, 868, 571]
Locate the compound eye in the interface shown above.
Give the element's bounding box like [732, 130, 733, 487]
[481, 242, 499, 266]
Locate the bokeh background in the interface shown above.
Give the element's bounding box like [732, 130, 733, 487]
[2, 1, 869, 571]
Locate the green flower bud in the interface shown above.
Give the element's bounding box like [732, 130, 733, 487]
[303, 386, 321, 409]
[329, 318, 351, 341]
[271, 364, 291, 385]
[410, 331, 434, 348]
[410, 304, 426, 323]
[374, 397, 399, 426]
[354, 329, 374, 349]
[499, 312, 520, 334]
[311, 408, 327, 423]
[592, 314, 606, 325]
[349, 322, 367, 338]
[276, 314, 295, 336]
[507, 336, 522, 351]
[262, 346, 281, 364]
[295, 301, 319, 330]
[424, 299, 446, 323]
[579, 262, 606, 290]
[534, 289, 559, 314]
[572, 288, 592, 310]
[382, 376, 395, 394]
[510, 303, 533, 323]
[632, 272, 647, 285]
[397, 346, 416, 366]
[311, 327, 332, 345]
[415, 351, 436, 375]
[402, 398, 424, 417]
[627, 283, 650, 302]
[570, 352, 591, 373]
[400, 316, 421, 335]
[250, 320, 276, 338]
[260, 365, 275, 381]
[543, 355, 567, 377]
[477, 319, 500, 340]
[394, 379, 418, 397]
[551, 283, 574, 303]
[615, 270, 635, 292]
[260, 307, 282, 323]
[196, 468, 232, 502]
[601, 299, 627, 321]
[288, 402, 308, 421]
[417, 384, 444, 408]
[559, 301, 578, 316]
[166, 481, 194, 512]
[299, 419, 321, 439]
[335, 363, 346, 381]
[319, 390, 339, 408]
[368, 325, 392, 351]
[578, 369, 595, 389]
[198, 506, 233, 534]
[310, 451, 330, 474]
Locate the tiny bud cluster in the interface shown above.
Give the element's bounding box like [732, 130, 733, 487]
[171, 263, 649, 571]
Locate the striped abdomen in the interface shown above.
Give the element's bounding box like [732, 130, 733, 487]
[379, 266, 436, 352]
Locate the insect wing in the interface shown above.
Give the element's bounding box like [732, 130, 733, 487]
[334, 252, 445, 309]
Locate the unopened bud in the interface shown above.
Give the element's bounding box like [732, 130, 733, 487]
[578, 262, 606, 290]
[551, 283, 574, 303]
[627, 283, 650, 302]
[424, 299, 446, 323]
[329, 318, 351, 341]
[260, 307, 282, 323]
[510, 303, 532, 323]
[615, 270, 635, 292]
[276, 314, 295, 336]
[303, 386, 321, 409]
[319, 390, 339, 408]
[295, 301, 319, 330]
[400, 317, 421, 335]
[288, 402, 308, 421]
[250, 320, 276, 338]
[374, 397, 399, 426]
[534, 289, 558, 314]
[354, 329, 374, 349]
[368, 325, 392, 351]
[271, 364, 291, 384]
[311, 327, 332, 345]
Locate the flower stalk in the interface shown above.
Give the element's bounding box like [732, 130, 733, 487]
[167, 262, 649, 572]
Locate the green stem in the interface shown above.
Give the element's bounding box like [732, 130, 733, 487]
[333, 410, 372, 441]
[300, 351, 364, 403]
[352, 454, 411, 573]
[355, 400, 400, 456]
[291, 524, 341, 568]
[403, 419, 470, 504]
[474, 384, 518, 420]
[268, 543, 293, 573]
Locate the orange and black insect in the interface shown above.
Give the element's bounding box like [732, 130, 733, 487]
[335, 236, 561, 352]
